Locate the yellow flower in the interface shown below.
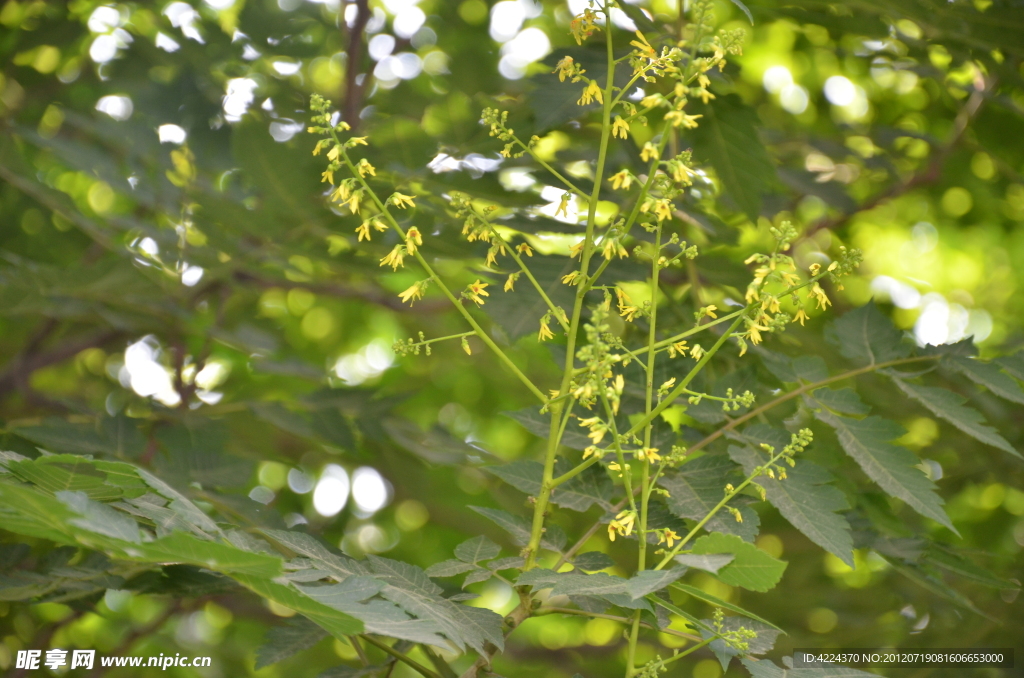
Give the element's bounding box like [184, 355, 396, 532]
[704, 305, 719, 319]
[398, 281, 425, 306]
[654, 199, 673, 222]
[669, 340, 689, 358]
[658, 528, 680, 548]
[505, 273, 519, 292]
[326, 145, 341, 161]
[629, 31, 655, 59]
[781, 271, 801, 287]
[610, 170, 633, 190]
[555, 192, 572, 217]
[390, 192, 416, 209]
[809, 283, 831, 310]
[344, 190, 362, 214]
[612, 116, 630, 139]
[690, 344, 705, 360]
[355, 222, 371, 242]
[465, 280, 490, 305]
[607, 510, 636, 542]
[321, 168, 335, 185]
[553, 55, 576, 82]
[640, 93, 663, 110]
[568, 240, 585, 259]
[517, 242, 534, 257]
[562, 271, 581, 285]
[793, 307, 810, 326]
[538, 317, 554, 341]
[637, 447, 662, 462]
[582, 446, 601, 460]
[347, 136, 369, 146]
[640, 142, 659, 163]
[578, 80, 604, 106]
[356, 158, 376, 177]
[405, 227, 422, 255]
[380, 245, 405, 271]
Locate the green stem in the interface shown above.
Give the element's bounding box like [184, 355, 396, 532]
[530, 0, 620, 567]
[485, 220, 570, 332]
[654, 444, 791, 570]
[332, 141, 548, 404]
[360, 635, 441, 678]
[536, 607, 700, 641]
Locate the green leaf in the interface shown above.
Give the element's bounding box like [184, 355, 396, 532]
[516, 569, 656, 611]
[56, 491, 141, 544]
[947, 356, 1024, 404]
[235, 573, 364, 638]
[691, 533, 787, 592]
[297, 575, 449, 647]
[454, 536, 500, 564]
[625, 568, 686, 600]
[367, 555, 505, 653]
[261, 529, 368, 579]
[815, 411, 957, 534]
[502, 407, 592, 451]
[888, 377, 1020, 459]
[728, 0, 754, 24]
[136, 468, 226, 538]
[729, 444, 854, 567]
[809, 388, 870, 416]
[469, 506, 567, 552]
[462, 568, 494, 588]
[828, 302, 911, 367]
[670, 583, 782, 631]
[995, 352, 1024, 381]
[673, 553, 735, 575]
[7, 456, 124, 501]
[924, 545, 1019, 590]
[689, 94, 775, 220]
[573, 551, 615, 572]
[256, 616, 328, 669]
[660, 455, 760, 542]
[426, 560, 479, 577]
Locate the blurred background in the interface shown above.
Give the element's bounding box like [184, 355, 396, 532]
[0, 0, 1022, 676]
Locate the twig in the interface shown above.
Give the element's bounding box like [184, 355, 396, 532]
[343, 0, 371, 127]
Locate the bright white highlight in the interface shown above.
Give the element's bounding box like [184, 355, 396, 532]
[499, 27, 551, 80]
[490, 1, 527, 42]
[158, 124, 187, 144]
[272, 60, 301, 76]
[88, 6, 121, 33]
[333, 339, 394, 385]
[204, 0, 237, 9]
[393, 6, 426, 39]
[779, 84, 809, 114]
[164, 2, 204, 43]
[123, 338, 180, 407]
[538, 184, 579, 224]
[181, 265, 204, 287]
[312, 465, 350, 517]
[351, 467, 390, 513]
[269, 119, 304, 142]
[824, 76, 856, 106]
[223, 78, 258, 121]
[368, 34, 396, 61]
[762, 65, 793, 93]
[288, 468, 315, 494]
[374, 52, 423, 82]
[870, 276, 921, 310]
[96, 95, 133, 121]
[156, 32, 181, 52]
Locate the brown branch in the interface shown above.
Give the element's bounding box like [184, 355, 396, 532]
[803, 83, 988, 239]
[343, 0, 371, 127]
[0, 329, 126, 400]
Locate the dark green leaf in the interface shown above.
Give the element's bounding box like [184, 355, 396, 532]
[947, 356, 1024, 404]
[256, 616, 328, 669]
[689, 94, 776, 220]
[889, 377, 1019, 459]
[729, 444, 854, 566]
[828, 302, 911, 367]
[815, 411, 957, 533]
[573, 551, 615, 572]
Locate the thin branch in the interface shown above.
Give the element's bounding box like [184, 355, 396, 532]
[360, 635, 441, 678]
[343, 0, 371, 127]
